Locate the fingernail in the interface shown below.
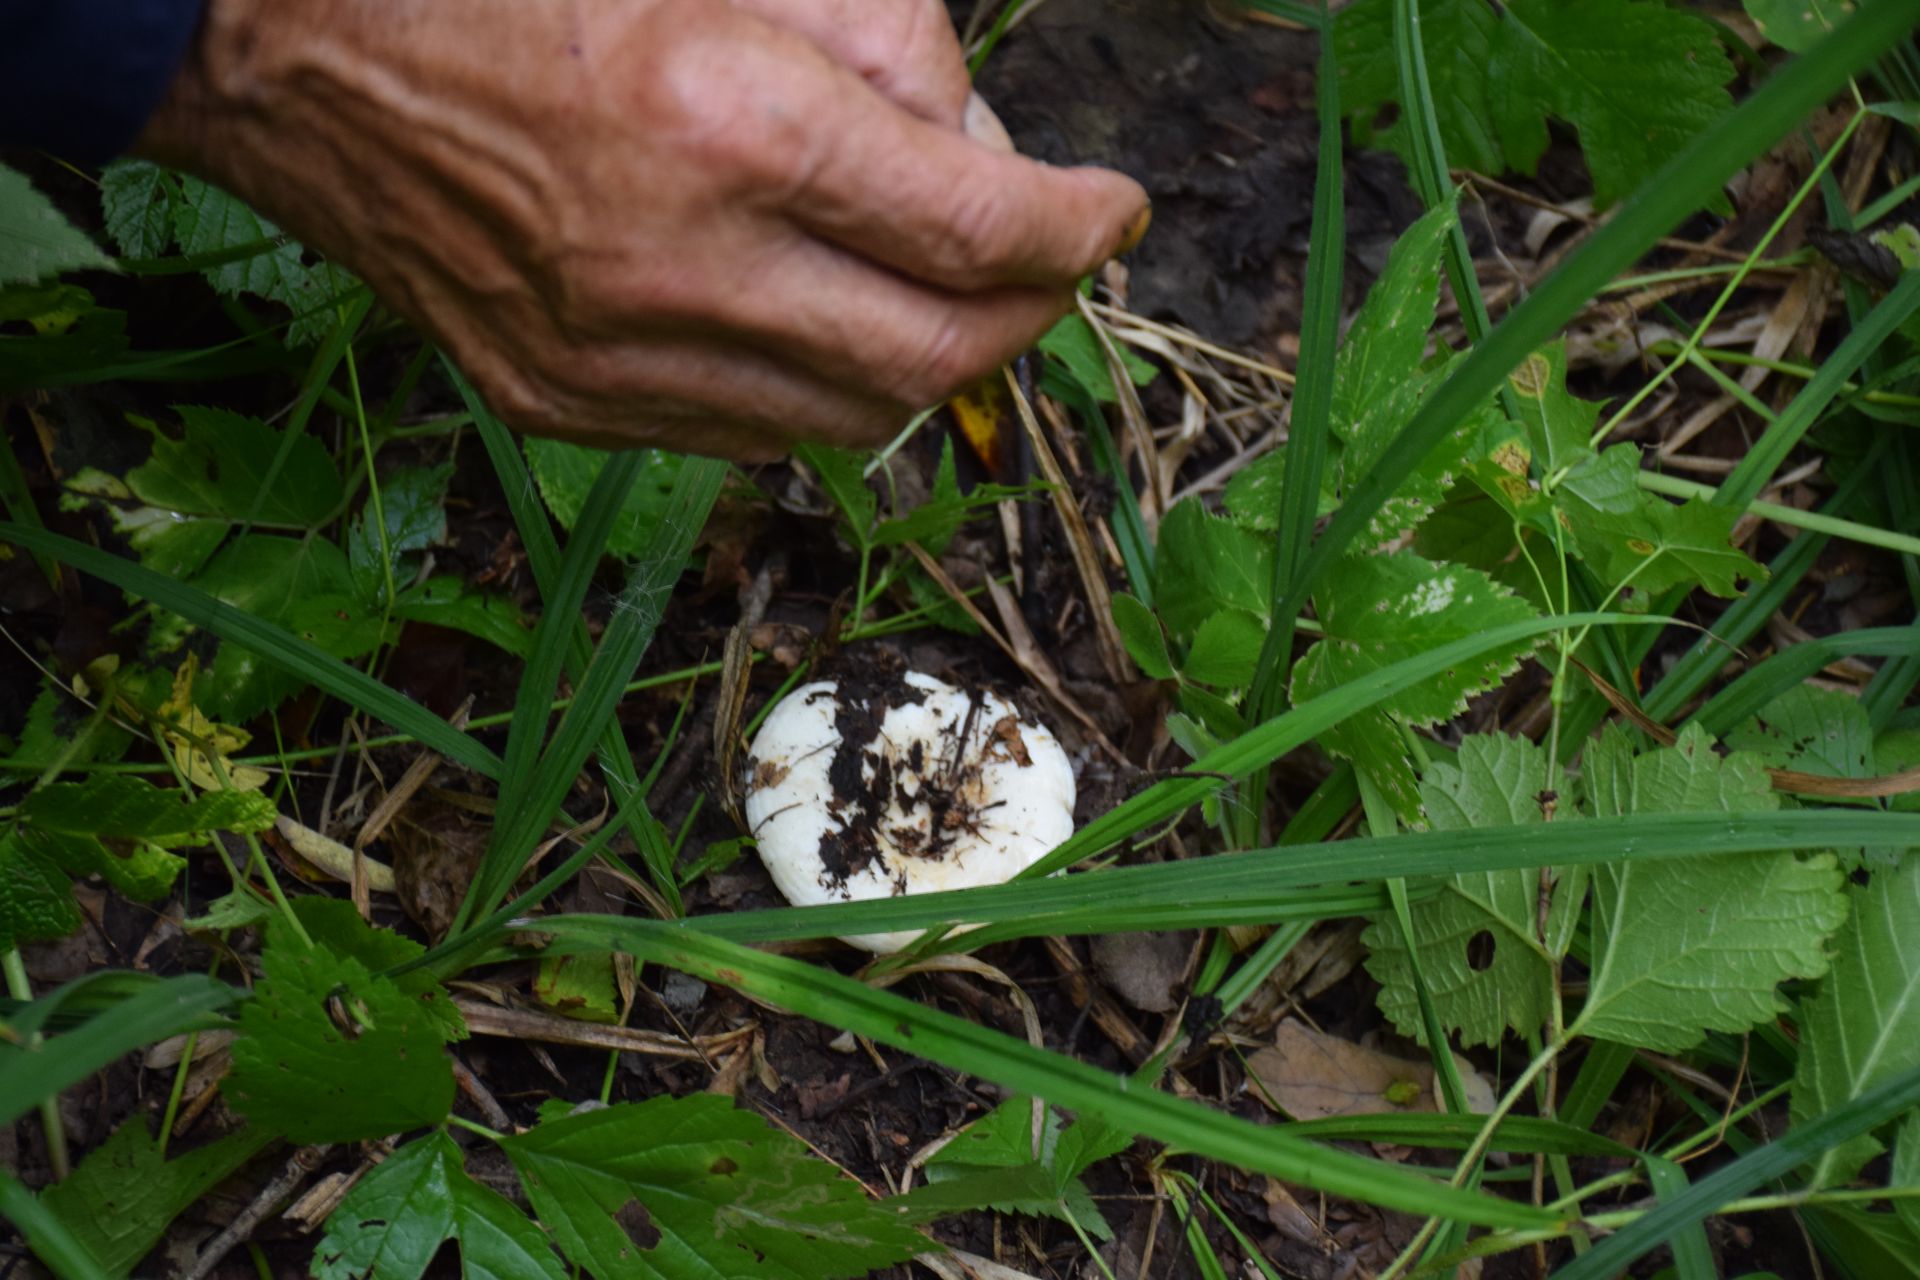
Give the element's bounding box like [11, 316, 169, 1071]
[1119, 204, 1152, 254]
[965, 91, 1015, 153]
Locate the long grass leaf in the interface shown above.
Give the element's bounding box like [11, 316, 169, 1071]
[531, 917, 1559, 1230]
[634, 810, 1920, 943]
[0, 523, 500, 777]
[1553, 1063, 1920, 1280]
[0, 1170, 108, 1280]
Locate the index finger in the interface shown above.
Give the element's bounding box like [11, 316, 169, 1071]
[768, 51, 1149, 292]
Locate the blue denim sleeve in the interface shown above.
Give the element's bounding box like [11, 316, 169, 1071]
[0, 0, 208, 165]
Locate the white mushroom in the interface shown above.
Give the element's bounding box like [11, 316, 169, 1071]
[742, 668, 1076, 953]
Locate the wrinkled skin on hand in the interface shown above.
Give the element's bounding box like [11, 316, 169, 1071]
[135, 0, 1148, 460]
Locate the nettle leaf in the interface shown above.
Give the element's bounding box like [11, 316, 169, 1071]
[896, 1095, 1126, 1239]
[63, 406, 343, 581]
[1228, 201, 1477, 548]
[498, 1094, 927, 1280]
[348, 463, 452, 604]
[21, 774, 275, 847]
[1293, 551, 1539, 727]
[225, 917, 457, 1142]
[290, 897, 467, 1043]
[2, 684, 133, 777]
[99, 160, 173, 259]
[1365, 734, 1562, 1047]
[181, 533, 383, 721]
[1576, 725, 1846, 1051]
[392, 576, 534, 658]
[39, 1120, 272, 1278]
[1182, 609, 1266, 689]
[0, 829, 82, 954]
[1728, 685, 1876, 783]
[1791, 857, 1920, 1189]
[1153, 498, 1273, 636]
[314, 1131, 566, 1280]
[12, 776, 273, 904]
[1745, 0, 1853, 51]
[0, 163, 114, 286]
[1337, 0, 1735, 210]
[523, 437, 686, 560]
[1591, 495, 1763, 598]
[174, 176, 347, 346]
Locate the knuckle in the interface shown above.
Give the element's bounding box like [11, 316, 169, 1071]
[892, 315, 991, 406]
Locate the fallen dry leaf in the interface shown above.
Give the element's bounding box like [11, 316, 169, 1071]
[1247, 1018, 1495, 1122]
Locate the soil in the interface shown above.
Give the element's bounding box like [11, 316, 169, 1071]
[3, 8, 1907, 1280]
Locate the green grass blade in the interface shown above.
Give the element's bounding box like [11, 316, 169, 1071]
[462, 457, 725, 924]
[1030, 611, 1657, 877]
[1554, 1063, 1920, 1280]
[0, 974, 235, 1128]
[1690, 626, 1920, 734]
[1278, 1113, 1636, 1159]
[648, 810, 1920, 944]
[0, 1169, 109, 1280]
[451, 362, 682, 907]
[0, 522, 501, 778]
[492, 449, 643, 809]
[1248, 0, 1342, 725]
[1277, 0, 1920, 621]
[1716, 271, 1920, 511]
[530, 917, 1559, 1230]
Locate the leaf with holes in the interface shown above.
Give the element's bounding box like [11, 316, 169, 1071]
[313, 1131, 567, 1280]
[1576, 725, 1846, 1051]
[225, 917, 457, 1142]
[1364, 734, 1564, 1047]
[498, 1094, 927, 1280]
[1791, 856, 1920, 1189]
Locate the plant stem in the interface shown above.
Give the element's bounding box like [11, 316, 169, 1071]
[3, 949, 71, 1179]
[1637, 470, 1920, 556]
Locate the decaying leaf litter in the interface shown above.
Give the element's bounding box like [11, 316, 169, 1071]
[5, 0, 1920, 1277]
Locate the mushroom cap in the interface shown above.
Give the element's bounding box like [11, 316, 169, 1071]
[743, 669, 1076, 952]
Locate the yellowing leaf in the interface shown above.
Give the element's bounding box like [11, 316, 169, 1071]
[154, 656, 267, 790]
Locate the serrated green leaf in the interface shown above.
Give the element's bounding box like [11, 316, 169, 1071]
[1365, 734, 1561, 1047]
[22, 775, 275, 846]
[525, 438, 687, 560]
[391, 576, 533, 658]
[1331, 199, 1456, 436]
[225, 919, 455, 1142]
[1111, 592, 1174, 680]
[0, 163, 115, 285]
[1291, 552, 1538, 727]
[348, 463, 451, 603]
[0, 828, 82, 954]
[1, 684, 132, 776]
[795, 442, 877, 543]
[498, 1094, 927, 1280]
[289, 897, 466, 1044]
[1153, 498, 1273, 636]
[1745, 0, 1855, 51]
[871, 437, 1029, 553]
[18, 829, 186, 902]
[313, 1131, 566, 1280]
[1791, 857, 1920, 1189]
[38, 1121, 272, 1278]
[172, 176, 343, 346]
[1592, 494, 1765, 598]
[134, 406, 344, 529]
[182, 533, 382, 720]
[1727, 685, 1876, 781]
[1577, 725, 1845, 1051]
[1182, 609, 1265, 689]
[98, 160, 172, 259]
[904, 1095, 1121, 1239]
[1337, 0, 1734, 210]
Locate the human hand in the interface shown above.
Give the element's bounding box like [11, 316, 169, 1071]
[135, 0, 1148, 460]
